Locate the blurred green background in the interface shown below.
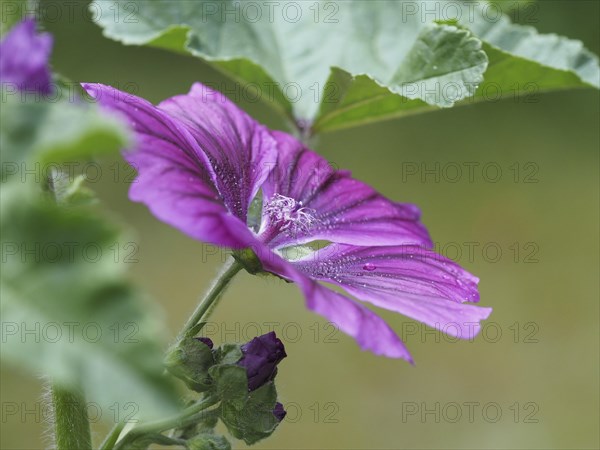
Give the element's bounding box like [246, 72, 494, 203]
[1, 1, 598, 448]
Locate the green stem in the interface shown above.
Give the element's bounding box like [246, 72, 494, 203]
[101, 257, 243, 448]
[178, 257, 243, 341]
[52, 384, 92, 450]
[113, 397, 219, 450]
[46, 171, 93, 450]
[99, 421, 125, 450]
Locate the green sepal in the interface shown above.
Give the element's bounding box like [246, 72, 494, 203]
[232, 248, 263, 274]
[186, 433, 231, 450]
[165, 338, 215, 392]
[208, 364, 249, 410]
[213, 344, 243, 365]
[219, 382, 281, 445]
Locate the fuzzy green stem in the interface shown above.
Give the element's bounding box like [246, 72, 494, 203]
[178, 257, 243, 341]
[99, 421, 126, 450]
[46, 172, 93, 450]
[52, 384, 92, 450]
[113, 397, 219, 450]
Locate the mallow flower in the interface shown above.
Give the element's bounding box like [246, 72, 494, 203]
[82, 82, 492, 362]
[0, 18, 53, 94]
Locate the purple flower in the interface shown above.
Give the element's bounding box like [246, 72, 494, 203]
[238, 332, 287, 391]
[0, 18, 53, 94]
[81, 82, 492, 362]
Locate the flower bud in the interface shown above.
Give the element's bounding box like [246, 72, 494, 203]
[237, 332, 286, 391]
[196, 337, 214, 349]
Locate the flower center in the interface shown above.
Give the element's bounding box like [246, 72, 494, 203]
[264, 194, 317, 238]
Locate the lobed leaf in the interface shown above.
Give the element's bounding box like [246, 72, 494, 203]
[92, 0, 599, 133]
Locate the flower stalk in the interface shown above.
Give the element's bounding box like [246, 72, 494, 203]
[178, 256, 244, 341]
[46, 171, 93, 450]
[112, 397, 219, 450]
[99, 422, 126, 450]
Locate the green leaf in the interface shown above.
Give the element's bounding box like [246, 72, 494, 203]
[93, 0, 599, 134]
[91, 2, 486, 123]
[95, 1, 295, 126]
[1, 92, 178, 420]
[0, 0, 32, 36]
[219, 382, 280, 445]
[0, 189, 178, 419]
[466, 5, 599, 89]
[1, 99, 49, 180]
[312, 21, 490, 133]
[389, 23, 488, 106]
[0, 95, 128, 181]
[470, 42, 591, 105]
[310, 69, 430, 132]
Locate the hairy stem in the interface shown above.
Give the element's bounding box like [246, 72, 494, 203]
[99, 421, 125, 450]
[52, 384, 92, 450]
[100, 257, 243, 448]
[113, 397, 219, 450]
[46, 173, 93, 450]
[178, 256, 243, 341]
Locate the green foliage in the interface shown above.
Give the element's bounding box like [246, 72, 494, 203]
[166, 339, 283, 445]
[165, 338, 216, 392]
[50, 173, 97, 206]
[209, 365, 249, 409]
[213, 343, 243, 365]
[0, 96, 128, 181]
[0, 0, 32, 36]
[186, 433, 232, 450]
[0, 91, 178, 420]
[219, 382, 280, 445]
[93, 0, 599, 133]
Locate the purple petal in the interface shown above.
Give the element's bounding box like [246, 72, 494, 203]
[254, 246, 412, 360]
[293, 244, 491, 340]
[158, 83, 277, 221]
[0, 18, 53, 94]
[302, 280, 414, 361]
[81, 83, 257, 249]
[260, 131, 431, 248]
[294, 244, 480, 303]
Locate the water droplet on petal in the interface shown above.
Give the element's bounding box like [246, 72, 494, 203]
[363, 263, 377, 271]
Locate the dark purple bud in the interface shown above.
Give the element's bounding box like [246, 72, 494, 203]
[273, 402, 286, 422]
[194, 337, 214, 349]
[238, 331, 286, 391]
